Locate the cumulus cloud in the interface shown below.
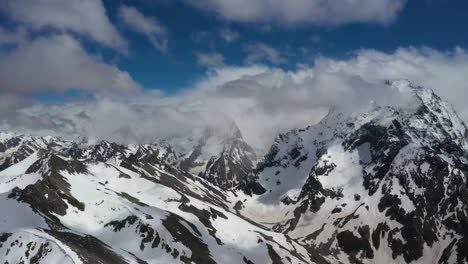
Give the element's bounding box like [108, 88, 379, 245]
[185, 0, 407, 26]
[3, 46, 468, 152]
[0, 0, 128, 53]
[244, 43, 287, 65]
[0, 34, 142, 95]
[119, 5, 168, 53]
[195, 52, 225, 67]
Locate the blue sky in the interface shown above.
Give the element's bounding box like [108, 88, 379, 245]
[105, 0, 468, 93]
[1, 0, 468, 146]
[2, 0, 466, 97]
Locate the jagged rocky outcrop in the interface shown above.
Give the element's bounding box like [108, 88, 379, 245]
[238, 80, 468, 263]
[201, 137, 257, 189]
[151, 121, 258, 189]
[0, 133, 69, 171]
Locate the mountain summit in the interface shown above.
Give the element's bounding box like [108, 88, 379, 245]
[151, 121, 257, 189]
[237, 80, 468, 263]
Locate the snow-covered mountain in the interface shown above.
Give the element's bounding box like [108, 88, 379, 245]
[1, 80, 467, 263]
[235, 80, 468, 263]
[0, 148, 308, 263]
[149, 121, 258, 189]
[0, 119, 258, 190]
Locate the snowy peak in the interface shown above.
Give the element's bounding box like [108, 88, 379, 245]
[255, 80, 468, 202]
[150, 121, 258, 189]
[238, 81, 468, 263]
[83, 140, 129, 162]
[0, 132, 69, 171]
[200, 119, 244, 142]
[384, 80, 468, 149]
[202, 138, 257, 189]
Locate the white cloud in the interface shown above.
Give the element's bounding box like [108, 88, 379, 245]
[185, 0, 407, 26]
[195, 52, 225, 67]
[0, 0, 128, 53]
[3, 46, 468, 152]
[314, 47, 468, 121]
[219, 28, 240, 42]
[185, 47, 468, 148]
[0, 34, 142, 95]
[244, 43, 286, 65]
[119, 5, 168, 53]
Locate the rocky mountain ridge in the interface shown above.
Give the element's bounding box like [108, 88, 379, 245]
[0, 120, 257, 190]
[236, 80, 468, 263]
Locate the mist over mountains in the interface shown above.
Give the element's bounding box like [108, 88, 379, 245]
[2, 47, 468, 152]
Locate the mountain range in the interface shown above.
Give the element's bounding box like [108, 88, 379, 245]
[0, 80, 467, 264]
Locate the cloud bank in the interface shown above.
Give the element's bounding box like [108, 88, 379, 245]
[2, 47, 468, 151]
[0, 32, 142, 96]
[0, 0, 128, 53]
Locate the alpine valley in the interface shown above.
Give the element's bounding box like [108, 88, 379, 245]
[1, 80, 467, 264]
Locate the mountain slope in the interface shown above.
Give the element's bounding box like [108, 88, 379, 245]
[236, 80, 468, 263]
[0, 132, 70, 171]
[0, 148, 308, 264]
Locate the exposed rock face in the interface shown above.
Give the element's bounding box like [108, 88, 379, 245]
[201, 138, 257, 189]
[151, 121, 258, 189]
[0, 133, 69, 171]
[240, 80, 468, 263]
